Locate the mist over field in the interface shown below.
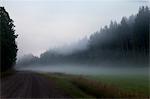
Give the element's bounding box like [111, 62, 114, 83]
[16, 64, 149, 75]
[1, 0, 149, 98]
[15, 5, 149, 76]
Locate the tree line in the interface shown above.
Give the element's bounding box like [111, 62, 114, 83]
[17, 6, 149, 67]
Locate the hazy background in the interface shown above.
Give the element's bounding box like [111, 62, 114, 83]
[0, 0, 149, 58]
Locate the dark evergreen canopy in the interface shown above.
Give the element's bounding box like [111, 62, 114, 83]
[0, 7, 18, 72]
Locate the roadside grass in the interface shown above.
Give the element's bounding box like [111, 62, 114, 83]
[41, 73, 93, 98]
[1, 70, 148, 98]
[0, 69, 16, 78]
[42, 73, 149, 98]
[86, 74, 149, 96]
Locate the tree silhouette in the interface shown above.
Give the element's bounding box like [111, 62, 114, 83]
[0, 7, 18, 72]
[17, 6, 149, 67]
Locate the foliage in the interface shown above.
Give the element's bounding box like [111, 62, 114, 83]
[84, 6, 149, 65]
[0, 7, 18, 72]
[17, 6, 149, 66]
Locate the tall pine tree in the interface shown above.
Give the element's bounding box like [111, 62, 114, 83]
[0, 7, 18, 72]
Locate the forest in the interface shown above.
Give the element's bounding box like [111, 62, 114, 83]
[17, 6, 149, 67]
[1, 3, 149, 98]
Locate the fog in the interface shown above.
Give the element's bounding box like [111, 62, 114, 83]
[1, 0, 148, 57]
[15, 64, 148, 76]
[50, 37, 88, 55]
[2, 0, 148, 76]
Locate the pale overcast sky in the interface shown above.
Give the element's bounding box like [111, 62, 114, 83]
[0, 0, 149, 57]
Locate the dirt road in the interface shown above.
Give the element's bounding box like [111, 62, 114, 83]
[0, 71, 70, 98]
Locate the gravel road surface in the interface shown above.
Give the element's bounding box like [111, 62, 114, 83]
[0, 71, 70, 98]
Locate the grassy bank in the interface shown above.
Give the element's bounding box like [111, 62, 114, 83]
[42, 73, 149, 98]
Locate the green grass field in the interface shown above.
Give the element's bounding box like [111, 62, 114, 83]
[86, 74, 149, 96]
[43, 73, 149, 98]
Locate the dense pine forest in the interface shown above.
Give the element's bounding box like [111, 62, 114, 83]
[17, 6, 149, 67]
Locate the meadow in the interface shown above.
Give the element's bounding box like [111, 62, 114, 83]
[43, 72, 149, 98]
[86, 74, 149, 96]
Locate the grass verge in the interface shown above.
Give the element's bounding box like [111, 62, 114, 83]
[41, 73, 149, 98]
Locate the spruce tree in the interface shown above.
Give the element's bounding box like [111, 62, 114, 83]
[0, 7, 18, 72]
